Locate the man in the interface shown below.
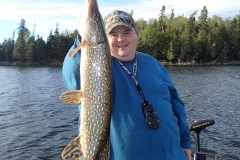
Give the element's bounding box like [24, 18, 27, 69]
[62, 10, 191, 160]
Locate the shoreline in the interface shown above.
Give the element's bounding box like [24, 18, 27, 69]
[0, 60, 63, 66]
[1, 60, 240, 66]
[160, 60, 240, 66]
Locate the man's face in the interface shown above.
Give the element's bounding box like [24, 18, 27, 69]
[107, 25, 138, 61]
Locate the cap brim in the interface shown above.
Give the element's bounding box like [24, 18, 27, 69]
[107, 22, 133, 34]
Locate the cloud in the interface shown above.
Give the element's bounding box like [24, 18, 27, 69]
[125, 0, 240, 19]
[0, 1, 84, 39]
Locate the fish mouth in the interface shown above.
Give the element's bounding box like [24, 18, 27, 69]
[87, 0, 99, 19]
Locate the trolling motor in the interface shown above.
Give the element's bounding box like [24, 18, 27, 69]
[189, 119, 215, 152]
[189, 119, 218, 160]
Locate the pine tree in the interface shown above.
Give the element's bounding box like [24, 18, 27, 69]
[228, 18, 240, 60]
[1, 38, 14, 62]
[51, 22, 60, 59]
[12, 19, 30, 64]
[159, 6, 166, 32]
[135, 18, 147, 33]
[195, 6, 215, 63]
[46, 30, 54, 59]
[180, 10, 198, 62]
[35, 35, 46, 62]
[130, 10, 133, 16]
[26, 36, 35, 62]
[198, 5, 209, 32]
[0, 43, 3, 61]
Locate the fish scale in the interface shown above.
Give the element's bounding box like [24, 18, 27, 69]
[59, 0, 112, 159]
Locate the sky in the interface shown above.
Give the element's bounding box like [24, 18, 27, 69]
[0, 0, 240, 42]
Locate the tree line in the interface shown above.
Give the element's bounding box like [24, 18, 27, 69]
[0, 20, 78, 65]
[0, 5, 240, 65]
[135, 6, 240, 64]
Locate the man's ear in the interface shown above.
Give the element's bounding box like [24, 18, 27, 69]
[135, 29, 139, 35]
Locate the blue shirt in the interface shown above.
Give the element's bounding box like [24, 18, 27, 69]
[62, 36, 191, 160]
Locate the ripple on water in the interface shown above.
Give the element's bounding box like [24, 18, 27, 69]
[166, 65, 240, 159]
[0, 66, 240, 159]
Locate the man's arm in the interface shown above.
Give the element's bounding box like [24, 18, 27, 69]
[62, 35, 81, 90]
[161, 66, 191, 149]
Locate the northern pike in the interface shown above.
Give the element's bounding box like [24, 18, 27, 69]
[59, 0, 112, 159]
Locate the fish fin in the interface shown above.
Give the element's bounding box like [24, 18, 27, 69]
[61, 135, 83, 160]
[60, 90, 83, 104]
[69, 41, 85, 58]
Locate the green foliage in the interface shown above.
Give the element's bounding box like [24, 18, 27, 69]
[180, 13, 198, 62]
[1, 19, 78, 65]
[35, 36, 47, 61]
[1, 38, 14, 61]
[0, 43, 3, 61]
[26, 36, 35, 62]
[135, 5, 240, 63]
[12, 19, 30, 63]
[138, 25, 158, 55]
[135, 18, 147, 32]
[1, 6, 240, 65]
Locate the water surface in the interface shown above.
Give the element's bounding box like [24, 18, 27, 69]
[0, 65, 239, 159]
[166, 65, 240, 159]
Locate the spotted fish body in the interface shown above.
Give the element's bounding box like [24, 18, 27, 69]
[60, 0, 112, 159]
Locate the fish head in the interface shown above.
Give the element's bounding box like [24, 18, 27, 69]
[78, 0, 106, 46]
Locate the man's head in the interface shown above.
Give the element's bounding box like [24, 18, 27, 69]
[104, 10, 138, 61]
[104, 10, 135, 35]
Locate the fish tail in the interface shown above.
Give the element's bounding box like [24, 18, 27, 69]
[62, 136, 83, 160]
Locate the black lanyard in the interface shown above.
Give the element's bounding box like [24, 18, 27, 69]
[113, 53, 147, 103]
[113, 53, 160, 129]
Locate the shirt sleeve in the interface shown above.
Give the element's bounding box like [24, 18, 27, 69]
[62, 35, 81, 90]
[163, 66, 191, 149]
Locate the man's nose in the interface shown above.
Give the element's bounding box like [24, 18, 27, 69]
[117, 34, 125, 42]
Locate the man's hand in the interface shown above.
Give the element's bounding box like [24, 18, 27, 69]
[183, 148, 191, 160]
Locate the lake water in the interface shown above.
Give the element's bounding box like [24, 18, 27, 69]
[0, 65, 239, 160]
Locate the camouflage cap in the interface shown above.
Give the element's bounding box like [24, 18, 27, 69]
[104, 10, 135, 35]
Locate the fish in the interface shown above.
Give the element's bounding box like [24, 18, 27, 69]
[59, 0, 112, 159]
